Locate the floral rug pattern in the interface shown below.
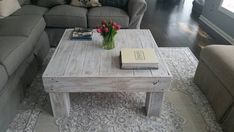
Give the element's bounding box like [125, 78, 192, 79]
[7, 48, 222, 132]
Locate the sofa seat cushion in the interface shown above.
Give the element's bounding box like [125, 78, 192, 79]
[12, 5, 48, 16]
[88, 6, 129, 28]
[200, 45, 234, 96]
[44, 5, 88, 28]
[0, 15, 46, 37]
[0, 65, 8, 92]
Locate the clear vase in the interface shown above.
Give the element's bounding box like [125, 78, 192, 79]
[102, 35, 115, 50]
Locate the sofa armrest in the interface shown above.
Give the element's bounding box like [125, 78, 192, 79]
[128, 0, 147, 29]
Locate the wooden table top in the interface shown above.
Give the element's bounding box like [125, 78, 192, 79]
[43, 29, 172, 79]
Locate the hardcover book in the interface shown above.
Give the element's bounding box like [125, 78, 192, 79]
[120, 48, 159, 69]
[70, 27, 93, 40]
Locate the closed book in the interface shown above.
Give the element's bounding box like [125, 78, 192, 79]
[120, 48, 159, 69]
[70, 27, 93, 40]
[70, 35, 92, 40]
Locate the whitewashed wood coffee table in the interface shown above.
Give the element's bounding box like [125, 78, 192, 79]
[42, 29, 172, 118]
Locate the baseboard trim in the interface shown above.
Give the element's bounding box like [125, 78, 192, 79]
[199, 15, 234, 45]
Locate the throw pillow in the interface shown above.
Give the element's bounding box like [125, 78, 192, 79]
[0, 0, 21, 18]
[100, 0, 128, 9]
[70, 0, 101, 8]
[34, 0, 66, 8]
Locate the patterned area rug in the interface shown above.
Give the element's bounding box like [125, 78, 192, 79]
[7, 48, 222, 132]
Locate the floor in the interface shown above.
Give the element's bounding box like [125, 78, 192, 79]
[141, 0, 218, 58]
[8, 48, 222, 132]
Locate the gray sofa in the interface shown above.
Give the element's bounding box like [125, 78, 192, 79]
[194, 45, 234, 132]
[0, 0, 147, 131]
[15, 0, 147, 46]
[0, 0, 51, 131]
[0, 12, 50, 132]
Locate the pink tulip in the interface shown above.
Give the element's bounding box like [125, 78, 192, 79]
[112, 22, 117, 27]
[113, 24, 121, 30]
[116, 24, 121, 30]
[101, 20, 107, 25]
[97, 19, 121, 34]
[97, 28, 102, 33]
[104, 27, 109, 33]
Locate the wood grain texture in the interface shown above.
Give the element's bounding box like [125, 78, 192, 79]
[43, 29, 172, 92]
[145, 92, 164, 117]
[43, 29, 172, 117]
[43, 77, 170, 92]
[49, 92, 70, 118]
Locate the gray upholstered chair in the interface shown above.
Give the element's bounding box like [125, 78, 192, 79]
[194, 45, 234, 132]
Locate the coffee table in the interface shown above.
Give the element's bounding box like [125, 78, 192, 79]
[42, 29, 172, 118]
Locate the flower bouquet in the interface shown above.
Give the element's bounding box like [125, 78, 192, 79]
[97, 20, 121, 50]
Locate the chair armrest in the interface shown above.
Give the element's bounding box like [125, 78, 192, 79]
[128, 0, 147, 29]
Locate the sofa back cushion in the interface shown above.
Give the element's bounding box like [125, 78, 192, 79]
[70, 0, 101, 8]
[32, 0, 66, 8]
[12, 5, 48, 16]
[18, 0, 31, 5]
[44, 5, 88, 28]
[0, 0, 21, 18]
[100, 0, 128, 9]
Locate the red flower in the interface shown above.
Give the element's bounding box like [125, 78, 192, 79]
[112, 23, 121, 30]
[101, 20, 107, 25]
[97, 19, 121, 35]
[104, 27, 109, 33]
[116, 24, 121, 30]
[97, 28, 102, 33]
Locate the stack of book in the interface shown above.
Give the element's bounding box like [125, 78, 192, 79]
[120, 48, 159, 69]
[70, 27, 93, 40]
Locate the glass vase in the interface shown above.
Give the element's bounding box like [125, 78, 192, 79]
[102, 35, 115, 50]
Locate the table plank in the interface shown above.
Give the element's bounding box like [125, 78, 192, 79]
[43, 31, 75, 77]
[43, 29, 172, 78]
[43, 77, 170, 92]
[64, 42, 87, 76]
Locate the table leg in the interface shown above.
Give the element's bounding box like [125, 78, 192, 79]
[49, 92, 70, 118]
[145, 92, 164, 117]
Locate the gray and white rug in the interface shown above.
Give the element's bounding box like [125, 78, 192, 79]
[7, 48, 222, 132]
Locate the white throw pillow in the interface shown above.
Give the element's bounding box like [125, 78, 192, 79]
[0, 0, 21, 18]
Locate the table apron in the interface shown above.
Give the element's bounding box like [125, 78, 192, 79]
[43, 77, 171, 93]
